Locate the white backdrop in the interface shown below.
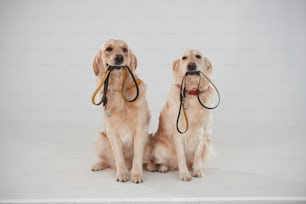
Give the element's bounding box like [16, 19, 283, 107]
[1, 0, 305, 129]
[0, 0, 306, 202]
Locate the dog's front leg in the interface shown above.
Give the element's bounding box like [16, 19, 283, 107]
[193, 122, 214, 177]
[173, 134, 192, 181]
[131, 127, 148, 183]
[106, 128, 129, 182]
[192, 127, 206, 177]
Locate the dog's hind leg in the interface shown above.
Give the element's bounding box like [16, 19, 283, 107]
[92, 160, 109, 171]
[152, 141, 171, 173]
[92, 131, 113, 171]
[143, 134, 157, 172]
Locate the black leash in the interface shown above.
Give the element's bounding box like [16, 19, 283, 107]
[100, 65, 121, 106]
[176, 71, 220, 134]
[176, 73, 188, 134]
[123, 65, 140, 103]
[197, 71, 220, 110]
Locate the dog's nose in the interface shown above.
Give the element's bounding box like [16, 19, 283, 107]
[187, 62, 197, 71]
[114, 55, 124, 65]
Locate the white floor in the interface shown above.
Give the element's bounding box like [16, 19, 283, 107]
[0, 119, 305, 203]
[1, 0, 306, 203]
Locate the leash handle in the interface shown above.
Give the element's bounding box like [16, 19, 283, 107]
[197, 72, 220, 110]
[122, 66, 140, 102]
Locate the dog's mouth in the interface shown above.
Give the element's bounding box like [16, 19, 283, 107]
[185, 70, 200, 76]
[106, 63, 126, 70]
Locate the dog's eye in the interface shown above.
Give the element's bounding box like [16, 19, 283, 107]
[106, 47, 113, 52]
[195, 55, 202, 59]
[122, 48, 128, 53]
[182, 56, 187, 60]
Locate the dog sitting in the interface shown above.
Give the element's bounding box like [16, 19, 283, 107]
[151, 50, 217, 181]
[91, 39, 152, 183]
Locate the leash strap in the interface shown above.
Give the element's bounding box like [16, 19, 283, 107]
[91, 69, 111, 106]
[101, 67, 113, 106]
[176, 75, 189, 134]
[123, 65, 140, 102]
[91, 65, 140, 107]
[197, 72, 220, 109]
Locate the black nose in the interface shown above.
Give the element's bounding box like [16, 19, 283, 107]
[114, 55, 124, 65]
[187, 62, 197, 71]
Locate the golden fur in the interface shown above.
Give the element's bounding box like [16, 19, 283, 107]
[91, 39, 153, 183]
[151, 50, 215, 181]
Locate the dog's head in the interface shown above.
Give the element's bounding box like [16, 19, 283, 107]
[92, 39, 137, 77]
[172, 50, 212, 83]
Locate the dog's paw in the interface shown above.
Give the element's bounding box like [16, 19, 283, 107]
[158, 164, 169, 173]
[131, 172, 143, 184]
[116, 170, 129, 182]
[91, 161, 108, 171]
[192, 169, 204, 178]
[179, 171, 192, 181]
[144, 163, 157, 172]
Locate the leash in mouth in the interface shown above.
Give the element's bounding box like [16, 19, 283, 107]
[176, 71, 221, 134]
[91, 65, 140, 107]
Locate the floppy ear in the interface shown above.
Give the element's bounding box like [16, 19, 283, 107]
[172, 59, 180, 71]
[129, 51, 138, 70]
[92, 50, 104, 76]
[204, 57, 213, 71]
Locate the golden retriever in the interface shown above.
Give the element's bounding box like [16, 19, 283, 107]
[151, 50, 217, 181]
[91, 39, 152, 183]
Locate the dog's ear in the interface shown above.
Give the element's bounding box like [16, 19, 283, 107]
[204, 57, 213, 71]
[172, 59, 180, 71]
[129, 51, 138, 70]
[93, 50, 104, 76]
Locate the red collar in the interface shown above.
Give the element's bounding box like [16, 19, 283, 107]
[188, 89, 206, 95]
[176, 85, 207, 96]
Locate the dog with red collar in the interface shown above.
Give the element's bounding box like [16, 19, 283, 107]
[151, 50, 220, 181]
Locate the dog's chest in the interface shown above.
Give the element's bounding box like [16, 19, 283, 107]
[120, 128, 133, 147]
[105, 109, 137, 147]
[184, 126, 205, 154]
[185, 96, 210, 124]
[183, 97, 210, 156]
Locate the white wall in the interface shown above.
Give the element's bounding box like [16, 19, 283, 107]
[0, 0, 305, 132]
